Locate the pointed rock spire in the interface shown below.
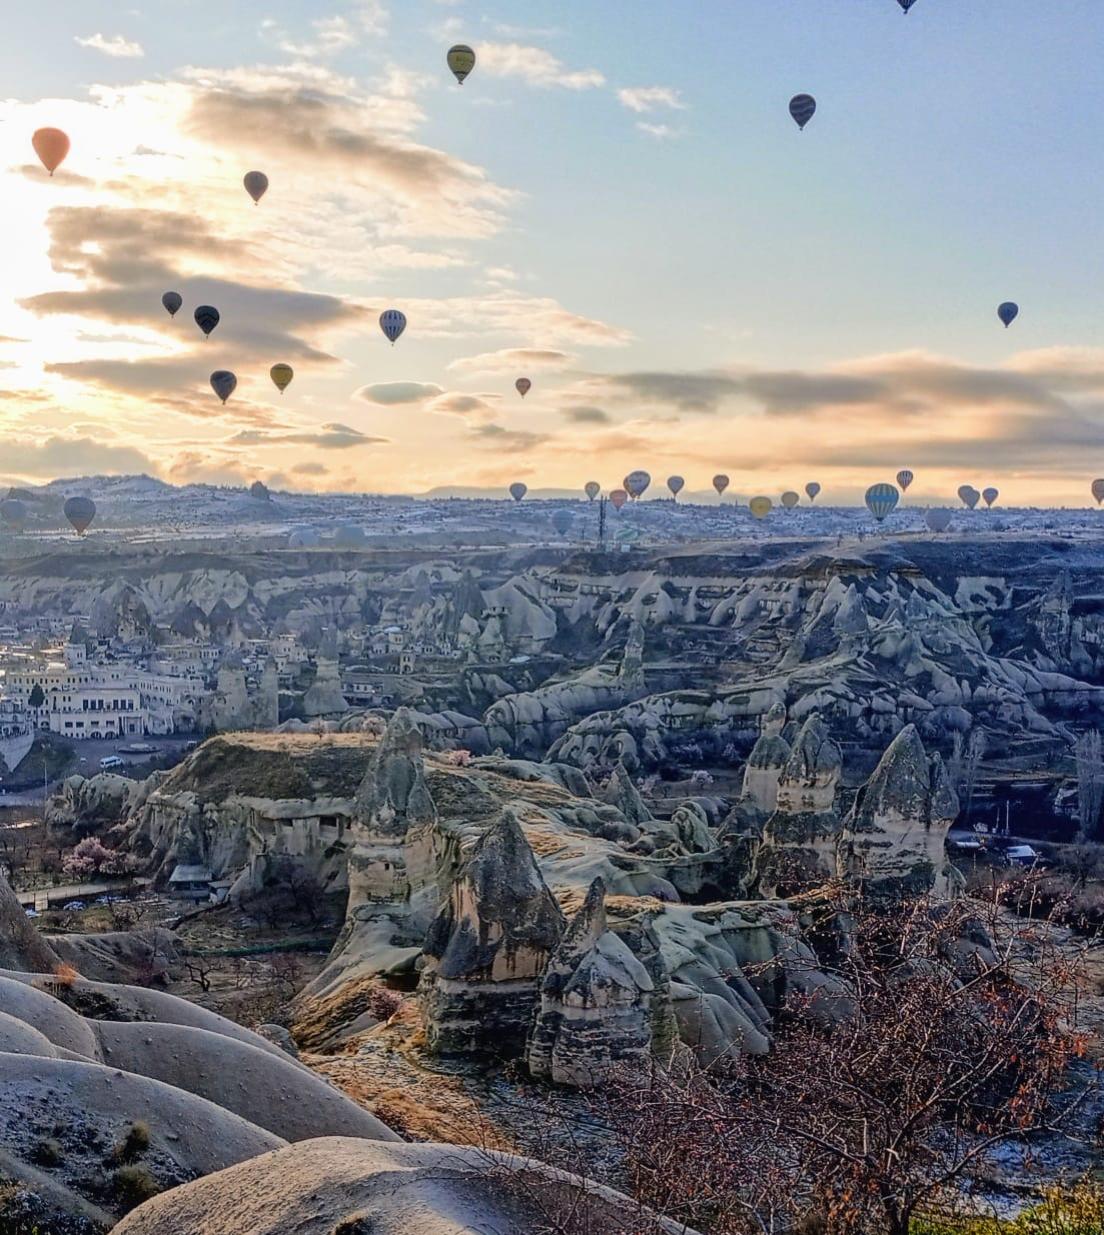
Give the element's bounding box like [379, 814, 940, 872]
[354, 707, 436, 835]
[528, 877, 656, 1087]
[841, 724, 958, 898]
[602, 762, 652, 826]
[422, 807, 565, 1058]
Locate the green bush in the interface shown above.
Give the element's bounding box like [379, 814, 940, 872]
[112, 1164, 160, 1212]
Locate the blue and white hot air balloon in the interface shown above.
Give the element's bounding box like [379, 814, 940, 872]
[789, 94, 817, 130]
[997, 302, 1019, 328]
[379, 309, 407, 345]
[865, 483, 900, 523]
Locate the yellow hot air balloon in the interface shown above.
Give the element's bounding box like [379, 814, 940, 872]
[270, 363, 294, 394]
[749, 496, 773, 520]
[448, 44, 476, 85]
[32, 127, 70, 176]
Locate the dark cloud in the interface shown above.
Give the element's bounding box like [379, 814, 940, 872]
[469, 423, 550, 453]
[563, 405, 610, 424]
[225, 423, 386, 449]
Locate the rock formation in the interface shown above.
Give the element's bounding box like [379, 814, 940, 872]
[302, 632, 348, 717]
[528, 877, 656, 1087]
[754, 714, 843, 897]
[421, 807, 565, 1058]
[840, 724, 960, 898]
[0, 872, 59, 974]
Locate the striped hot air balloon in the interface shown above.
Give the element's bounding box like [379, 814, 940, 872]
[380, 309, 407, 344]
[896, 469, 914, 492]
[865, 483, 899, 523]
[789, 94, 816, 130]
[194, 305, 220, 338]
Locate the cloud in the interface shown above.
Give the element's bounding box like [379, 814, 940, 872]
[637, 123, 682, 141]
[448, 347, 572, 374]
[578, 370, 743, 413]
[0, 436, 155, 480]
[617, 86, 685, 114]
[478, 43, 605, 90]
[75, 33, 144, 58]
[428, 392, 498, 418]
[406, 293, 630, 347]
[355, 381, 444, 405]
[563, 405, 610, 424]
[291, 461, 329, 475]
[468, 423, 549, 452]
[225, 423, 384, 449]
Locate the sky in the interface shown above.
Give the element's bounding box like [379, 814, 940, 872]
[2, 0, 1104, 504]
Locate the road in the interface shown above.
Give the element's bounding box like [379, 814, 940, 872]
[15, 877, 151, 911]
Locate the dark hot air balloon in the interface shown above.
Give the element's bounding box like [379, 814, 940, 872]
[243, 171, 269, 203]
[161, 292, 182, 318]
[958, 484, 980, 510]
[667, 475, 685, 499]
[0, 499, 26, 530]
[210, 371, 237, 404]
[713, 474, 730, 497]
[1093, 479, 1104, 506]
[194, 305, 220, 338]
[509, 482, 527, 503]
[998, 302, 1019, 328]
[270, 364, 293, 393]
[982, 487, 999, 508]
[64, 496, 96, 536]
[926, 508, 953, 533]
[515, 378, 531, 398]
[805, 482, 821, 502]
[624, 470, 651, 500]
[789, 94, 816, 130]
[551, 509, 573, 537]
[781, 490, 800, 509]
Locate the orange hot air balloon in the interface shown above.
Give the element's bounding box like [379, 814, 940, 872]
[32, 128, 70, 176]
[610, 489, 628, 511]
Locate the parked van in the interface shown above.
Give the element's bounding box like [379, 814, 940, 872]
[99, 755, 124, 770]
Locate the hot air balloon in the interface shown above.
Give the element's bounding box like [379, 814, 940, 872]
[32, 128, 70, 176]
[749, 496, 773, 520]
[243, 171, 269, 204]
[584, 481, 600, 502]
[898, 0, 920, 11]
[781, 491, 800, 509]
[997, 302, 1019, 328]
[667, 475, 685, 499]
[805, 482, 821, 502]
[210, 371, 237, 405]
[161, 292, 182, 318]
[896, 469, 914, 492]
[982, 487, 999, 508]
[1093, 479, 1104, 506]
[958, 484, 980, 510]
[551, 509, 573, 537]
[610, 489, 628, 511]
[865, 483, 900, 523]
[448, 44, 476, 85]
[64, 496, 96, 536]
[926, 508, 953, 533]
[194, 305, 220, 338]
[624, 470, 651, 500]
[0, 499, 26, 531]
[380, 309, 407, 345]
[789, 94, 816, 130]
[515, 378, 531, 398]
[713, 474, 730, 497]
[270, 363, 294, 394]
[509, 482, 527, 503]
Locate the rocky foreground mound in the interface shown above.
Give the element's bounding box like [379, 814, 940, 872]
[112, 1136, 697, 1235]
